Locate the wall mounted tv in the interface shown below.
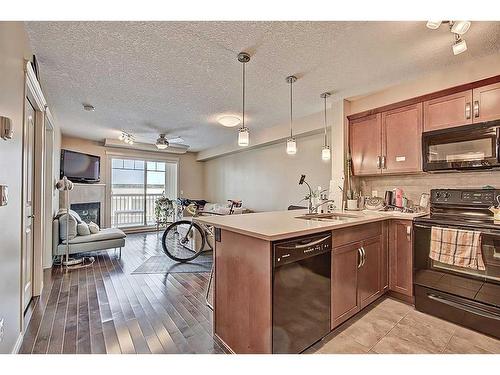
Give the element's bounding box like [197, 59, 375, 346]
[60, 149, 101, 183]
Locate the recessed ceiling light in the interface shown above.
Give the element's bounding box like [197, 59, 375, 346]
[426, 21, 442, 30]
[218, 115, 241, 127]
[83, 104, 95, 112]
[452, 37, 467, 55]
[451, 21, 471, 35]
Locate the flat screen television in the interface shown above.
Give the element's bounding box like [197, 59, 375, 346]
[60, 149, 100, 183]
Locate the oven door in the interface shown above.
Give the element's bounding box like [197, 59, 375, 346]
[422, 122, 500, 171]
[414, 222, 500, 285]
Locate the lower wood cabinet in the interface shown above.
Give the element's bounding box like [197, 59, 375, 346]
[331, 223, 388, 329]
[389, 220, 414, 301]
[358, 236, 383, 309]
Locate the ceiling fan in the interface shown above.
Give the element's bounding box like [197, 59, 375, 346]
[155, 133, 185, 150]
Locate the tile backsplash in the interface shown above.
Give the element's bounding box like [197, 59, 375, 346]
[355, 170, 500, 205]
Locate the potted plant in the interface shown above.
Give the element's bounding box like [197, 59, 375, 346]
[154, 193, 173, 230]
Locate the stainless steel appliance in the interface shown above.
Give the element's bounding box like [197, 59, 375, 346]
[273, 231, 331, 353]
[413, 189, 500, 339]
[422, 120, 500, 172]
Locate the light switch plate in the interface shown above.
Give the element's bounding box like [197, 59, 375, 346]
[0, 185, 8, 206]
[0, 116, 13, 140]
[0, 318, 4, 343]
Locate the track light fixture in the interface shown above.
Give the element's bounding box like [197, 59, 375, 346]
[119, 131, 135, 145]
[426, 21, 470, 55]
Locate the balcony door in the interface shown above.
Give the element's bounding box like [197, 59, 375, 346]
[111, 157, 177, 228]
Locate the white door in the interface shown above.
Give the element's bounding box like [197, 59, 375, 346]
[23, 98, 36, 311]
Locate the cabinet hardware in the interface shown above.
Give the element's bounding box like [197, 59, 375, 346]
[406, 226, 412, 242]
[376, 156, 381, 169]
[357, 248, 363, 268]
[465, 102, 471, 119]
[473, 100, 480, 118]
[381, 156, 386, 169]
[360, 246, 366, 267]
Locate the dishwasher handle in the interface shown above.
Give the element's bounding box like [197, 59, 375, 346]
[275, 235, 331, 250]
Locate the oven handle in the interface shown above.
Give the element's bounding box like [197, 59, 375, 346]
[427, 293, 500, 321]
[413, 223, 500, 236]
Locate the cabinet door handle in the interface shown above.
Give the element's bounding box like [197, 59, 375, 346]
[360, 246, 366, 267]
[465, 102, 471, 119]
[473, 100, 480, 118]
[376, 156, 381, 169]
[357, 248, 363, 268]
[381, 156, 386, 169]
[406, 226, 412, 242]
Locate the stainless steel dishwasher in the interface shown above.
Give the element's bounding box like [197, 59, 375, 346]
[272, 231, 332, 354]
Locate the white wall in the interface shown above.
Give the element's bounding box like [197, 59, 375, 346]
[204, 133, 332, 212]
[0, 21, 32, 353]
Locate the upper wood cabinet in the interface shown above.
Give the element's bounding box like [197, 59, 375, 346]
[349, 113, 382, 176]
[473, 82, 500, 123]
[382, 103, 423, 174]
[423, 90, 473, 132]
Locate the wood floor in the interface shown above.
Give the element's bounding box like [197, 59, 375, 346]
[20, 232, 227, 354]
[20, 231, 500, 355]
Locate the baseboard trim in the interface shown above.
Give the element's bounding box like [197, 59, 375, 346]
[12, 332, 24, 354]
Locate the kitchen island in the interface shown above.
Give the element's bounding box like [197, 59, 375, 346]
[196, 209, 424, 354]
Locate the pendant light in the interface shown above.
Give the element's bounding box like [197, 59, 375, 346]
[286, 75, 297, 155]
[320, 92, 331, 161]
[237, 52, 250, 146]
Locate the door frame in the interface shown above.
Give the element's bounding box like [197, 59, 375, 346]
[20, 61, 52, 328]
[105, 151, 180, 230]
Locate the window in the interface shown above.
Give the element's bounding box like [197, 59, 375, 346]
[110, 157, 177, 228]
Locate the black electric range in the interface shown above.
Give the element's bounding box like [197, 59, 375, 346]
[413, 189, 500, 339]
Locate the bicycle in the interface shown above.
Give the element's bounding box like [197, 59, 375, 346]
[161, 199, 242, 263]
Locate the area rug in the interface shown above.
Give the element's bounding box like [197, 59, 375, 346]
[132, 253, 212, 274]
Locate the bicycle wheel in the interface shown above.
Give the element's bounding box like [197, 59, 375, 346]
[162, 220, 206, 262]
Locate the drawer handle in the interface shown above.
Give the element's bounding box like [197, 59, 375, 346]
[427, 293, 500, 321]
[465, 102, 471, 119]
[473, 100, 480, 118]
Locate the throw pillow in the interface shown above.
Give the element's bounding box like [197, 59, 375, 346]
[88, 221, 100, 234]
[59, 213, 77, 242]
[77, 222, 91, 236]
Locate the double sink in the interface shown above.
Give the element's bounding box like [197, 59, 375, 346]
[295, 212, 361, 222]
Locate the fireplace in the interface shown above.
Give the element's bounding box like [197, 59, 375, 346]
[71, 202, 101, 226]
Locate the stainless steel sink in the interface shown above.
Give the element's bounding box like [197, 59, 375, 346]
[295, 212, 360, 222]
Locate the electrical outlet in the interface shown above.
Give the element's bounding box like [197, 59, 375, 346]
[0, 318, 4, 343]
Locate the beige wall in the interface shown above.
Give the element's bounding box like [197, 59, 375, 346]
[0, 22, 32, 353]
[345, 52, 500, 202]
[61, 135, 205, 221]
[204, 133, 332, 212]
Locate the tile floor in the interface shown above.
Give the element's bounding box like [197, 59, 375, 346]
[309, 297, 500, 354]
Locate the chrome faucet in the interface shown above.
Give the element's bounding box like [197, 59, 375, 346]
[299, 174, 335, 214]
[311, 200, 336, 214]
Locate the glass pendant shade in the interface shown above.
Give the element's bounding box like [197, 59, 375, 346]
[238, 127, 249, 146]
[322, 146, 331, 161]
[286, 138, 297, 155]
[452, 38, 467, 55]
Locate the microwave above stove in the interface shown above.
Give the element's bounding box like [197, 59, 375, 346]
[422, 120, 500, 172]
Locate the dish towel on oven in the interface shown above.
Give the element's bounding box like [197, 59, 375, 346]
[430, 227, 485, 270]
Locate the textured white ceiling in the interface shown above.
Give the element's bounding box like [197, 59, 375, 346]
[25, 21, 500, 151]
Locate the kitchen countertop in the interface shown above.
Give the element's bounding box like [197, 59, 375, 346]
[195, 209, 427, 241]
